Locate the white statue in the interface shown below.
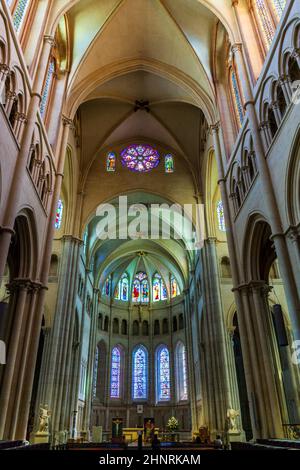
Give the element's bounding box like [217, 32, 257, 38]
[226, 408, 239, 432]
[38, 405, 51, 433]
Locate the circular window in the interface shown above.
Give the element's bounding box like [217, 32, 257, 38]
[120, 144, 160, 173]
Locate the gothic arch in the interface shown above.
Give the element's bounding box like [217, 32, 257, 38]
[286, 125, 300, 225]
[0, 8, 10, 65]
[242, 213, 275, 283]
[9, 208, 39, 280]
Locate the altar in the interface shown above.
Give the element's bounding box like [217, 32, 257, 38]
[122, 427, 160, 443]
[122, 427, 143, 443]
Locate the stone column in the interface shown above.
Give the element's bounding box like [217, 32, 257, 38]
[39, 236, 81, 433]
[0, 64, 10, 96]
[11, 116, 74, 439]
[13, 117, 72, 438]
[270, 101, 281, 127]
[0, 280, 30, 438]
[210, 123, 260, 439]
[0, 35, 55, 283]
[10, 283, 41, 439]
[279, 75, 293, 102]
[183, 290, 198, 434]
[202, 238, 239, 436]
[82, 288, 99, 437]
[4, 90, 16, 116]
[250, 283, 284, 437]
[232, 43, 300, 341]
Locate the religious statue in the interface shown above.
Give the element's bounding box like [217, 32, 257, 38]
[38, 405, 51, 433]
[226, 408, 240, 432]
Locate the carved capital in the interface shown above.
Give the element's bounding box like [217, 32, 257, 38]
[291, 48, 300, 60]
[270, 100, 279, 110]
[62, 114, 74, 129]
[231, 43, 243, 55]
[44, 35, 56, 47]
[286, 225, 300, 242]
[250, 281, 272, 299]
[209, 121, 220, 134]
[0, 64, 10, 76]
[6, 90, 17, 101]
[15, 112, 27, 124]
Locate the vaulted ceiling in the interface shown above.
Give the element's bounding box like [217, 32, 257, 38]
[57, 0, 233, 282]
[62, 0, 232, 189]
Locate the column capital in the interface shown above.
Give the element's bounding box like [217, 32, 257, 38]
[209, 121, 220, 134]
[0, 63, 10, 75]
[44, 35, 56, 47]
[6, 90, 17, 101]
[249, 281, 273, 298]
[270, 100, 279, 110]
[15, 112, 28, 124]
[6, 278, 41, 293]
[62, 114, 74, 129]
[0, 225, 15, 236]
[231, 43, 243, 55]
[233, 283, 250, 295]
[286, 225, 300, 242]
[279, 74, 289, 83]
[206, 236, 217, 245]
[291, 48, 300, 60]
[62, 234, 83, 245]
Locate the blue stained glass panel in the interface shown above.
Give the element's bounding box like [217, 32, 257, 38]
[40, 59, 55, 118]
[55, 199, 63, 229]
[110, 347, 121, 398]
[158, 347, 170, 401]
[133, 346, 147, 399]
[13, 0, 29, 32]
[230, 69, 244, 126]
[217, 200, 226, 232]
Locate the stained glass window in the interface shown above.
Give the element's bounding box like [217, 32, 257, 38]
[92, 347, 99, 399]
[175, 341, 188, 401]
[106, 152, 116, 172]
[103, 277, 111, 296]
[153, 273, 168, 302]
[13, 0, 29, 33]
[132, 279, 140, 302]
[40, 59, 55, 118]
[83, 229, 88, 255]
[217, 200, 226, 232]
[254, 0, 275, 49]
[156, 346, 171, 401]
[132, 272, 149, 303]
[115, 273, 129, 301]
[141, 279, 149, 303]
[230, 68, 244, 127]
[272, 0, 286, 19]
[110, 347, 121, 398]
[55, 199, 63, 229]
[171, 276, 180, 298]
[165, 154, 174, 173]
[132, 346, 148, 400]
[121, 144, 160, 173]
